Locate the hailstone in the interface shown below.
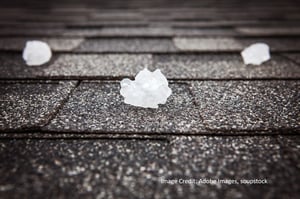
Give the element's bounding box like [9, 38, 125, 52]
[241, 43, 270, 65]
[120, 68, 172, 108]
[23, 40, 52, 66]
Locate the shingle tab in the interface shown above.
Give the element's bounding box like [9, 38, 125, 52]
[45, 82, 206, 133]
[0, 53, 152, 79]
[63, 29, 104, 37]
[0, 53, 60, 78]
[75, 38, 178, 53]
[93, 27, 174, 37]
[0, 139, 169, 198]
[283, 53, 300, 64]
[0, 38, 83, 51]
[90, 12, 143, 20]
[65, 27, 237, 37]
[0, 28, 64, 36]
[0, 22, 65, 28]
[237, 27, 300, 36]
[67, 20, 148, 27]
[173, 28, 237, 36]
[170, 20, 284, 28]
[0, 136, 298, 198]
[44, 54, 153, 77]
[277, 136, 300, 165]
[0, 81, 77, 131]
[174, 37, 300, 52]
[173, 37, 243, 51]
[153, 54, 300, 79]
[190, 81, 300, 131]
[4, 53, 299, 79]
[167, 136, 300, 198]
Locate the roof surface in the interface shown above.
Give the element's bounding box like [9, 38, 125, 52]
[0, 0, 299, 198]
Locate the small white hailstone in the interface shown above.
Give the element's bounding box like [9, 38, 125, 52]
[22, 40, 52, 66]
[120, 68, 172, 108]
[241, 43, 271, 65]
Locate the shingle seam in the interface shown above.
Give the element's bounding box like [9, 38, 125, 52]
[11, 128, 298, 135]
[186, 81, 211, 130]
[39, 80, 81, 129]
[1, 78, 299, 81]
[279, 53, 300, 67]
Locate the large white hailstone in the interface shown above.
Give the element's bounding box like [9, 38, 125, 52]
[120, 68, 172, 108]
[22, 40, 52, 66]
[241, 43, 270, 65]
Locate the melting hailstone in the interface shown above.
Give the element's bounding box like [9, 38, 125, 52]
[120, 68, 172, 108]
[241, 43, 270, 65]
[22, 40, 52, 66]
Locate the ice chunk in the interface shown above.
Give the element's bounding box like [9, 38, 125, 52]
[241, 43, 270, 65]
[120, 68, 172, 108]
[22, 40, 52, 66]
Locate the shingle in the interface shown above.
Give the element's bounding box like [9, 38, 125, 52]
[167, 136, 300, 198]
[95, 27, 173, 37]
[0, 28, 64, 36]
[283, 53, 300, 64]
[0, 139, 169, 199]
[145, 14, 175, 21]
[277, 136, 300, 167]
[0, 38, 83, 51]
[90, 12, 143, 20]
[67, 21, 148, 27]
[43, 54, 152, 77]
[0, 22, 65, 28]
[45, 82, 206, 133]
[170, 20, 298, 28]
[236, 27, 300, 36]
[173, 38, 243, 51]
[75, 38, 178, 53]
[63, 27, 173, 37]
[190, 81, 300, 131]
[0, 52, 60, 79]
[172, 28, 238, 36]
[170, 19, 262, 28]
[41, 38, 82, 51]
[153, 54, 300, 79]
[173, 37, 300, 52]
[63, 29, 104, 37]
[18, 14, 87, 22]
[0, 136, 299, 198]
[63, 27, 237, 37]
[0, 81, 77, 131]
[0, 53, 152, 79]
[0, 132, 170, 139]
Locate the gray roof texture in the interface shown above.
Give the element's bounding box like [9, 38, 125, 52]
[0, 0, 299, 198]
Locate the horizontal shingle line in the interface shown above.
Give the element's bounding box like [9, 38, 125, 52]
[1, 77, 300, 81]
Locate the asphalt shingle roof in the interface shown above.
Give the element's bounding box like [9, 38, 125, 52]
[0, 0, 299, 198]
